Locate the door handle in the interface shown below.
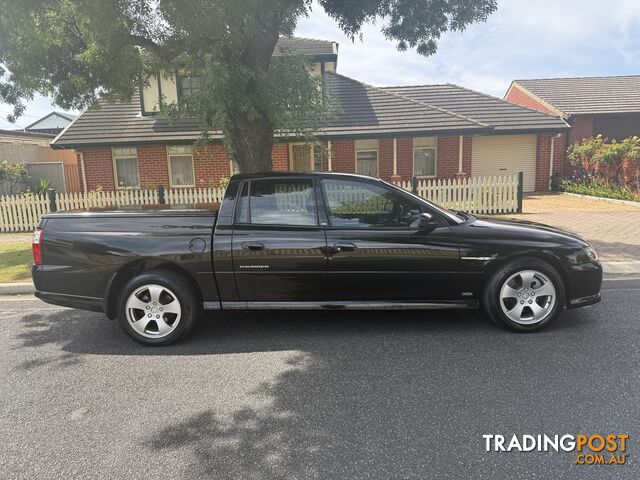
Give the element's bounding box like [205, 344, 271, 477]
[242, 242, 265, 251]
[333, 242, 357, 253]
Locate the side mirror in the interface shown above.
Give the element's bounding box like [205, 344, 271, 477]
[418, 212, 436, 230]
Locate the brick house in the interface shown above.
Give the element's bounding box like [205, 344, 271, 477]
[505, 75, 640, 170]
[53, 37, 568, 193]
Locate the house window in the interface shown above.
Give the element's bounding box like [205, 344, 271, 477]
[112, 147, 139, 188]
[230, 160, 240, 176]
[355, 139, 378, 177]
[289, 143, 323, 172]
[177, 75, 202, 100]
[167, 146, 195, 187]
[413, 137, 437, 177]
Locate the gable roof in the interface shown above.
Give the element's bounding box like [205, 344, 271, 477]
[52, 72, 567, 149]
[384, 84, 568, 131]
[510, 75, 640, 116]
[24, 111, 76, 131]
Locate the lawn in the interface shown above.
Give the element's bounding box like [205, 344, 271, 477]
[0, 241, 33, 283]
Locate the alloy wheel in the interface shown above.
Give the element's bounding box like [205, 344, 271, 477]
[125, 284, 182, 338]
[499, 270, 556, 325]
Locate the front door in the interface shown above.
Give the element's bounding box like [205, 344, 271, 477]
[232, 177, 327, 302]
[320, 177, 460, 302]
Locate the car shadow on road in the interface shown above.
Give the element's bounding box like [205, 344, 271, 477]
[12, 307, 494, 370]
[17, 307, 496, 357]
[13, 302, 599, 367]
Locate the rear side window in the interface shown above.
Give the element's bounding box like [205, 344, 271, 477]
[237, 178, 318, 226]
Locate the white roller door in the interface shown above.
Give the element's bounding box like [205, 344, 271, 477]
[471, 134, 537, 192]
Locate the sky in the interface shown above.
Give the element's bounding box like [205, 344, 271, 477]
[2, 0, 640, 129]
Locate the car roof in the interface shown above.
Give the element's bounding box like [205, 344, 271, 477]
[230, 171, 381, 181]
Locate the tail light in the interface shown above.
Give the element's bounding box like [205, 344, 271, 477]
[32, 228, 43, 265]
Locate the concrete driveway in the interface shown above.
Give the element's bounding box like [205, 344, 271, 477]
[508, 193, 640, 266]
[1, 279, 639, 479]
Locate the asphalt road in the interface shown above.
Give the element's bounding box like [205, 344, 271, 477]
[1, 278, 639, 479]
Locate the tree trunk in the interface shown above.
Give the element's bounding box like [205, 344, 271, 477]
[229, 114, 275, 173]
[225, 5, 290, 173]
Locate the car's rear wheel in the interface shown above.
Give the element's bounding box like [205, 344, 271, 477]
[117, 271, 198, 346]
[483, 257, 565, 332]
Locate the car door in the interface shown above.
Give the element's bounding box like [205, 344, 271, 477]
[231, 176, 328, 303]
[320, 177, 460, 302]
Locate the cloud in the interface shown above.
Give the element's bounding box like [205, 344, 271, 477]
[296, 0, 640, 96]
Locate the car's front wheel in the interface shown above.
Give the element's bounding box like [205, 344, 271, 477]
[483, 257, 565, 332]
[117, 271, 199, 346]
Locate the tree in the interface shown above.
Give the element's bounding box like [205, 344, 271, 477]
[0, 0, 497, 172]
[0, 161, 30, 194]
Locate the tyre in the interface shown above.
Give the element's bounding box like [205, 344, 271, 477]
[117, 271, 199, 346]
[483, 257, 565, 332]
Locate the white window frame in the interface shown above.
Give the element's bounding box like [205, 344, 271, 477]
[413, 137, 437, 178]
[355, 139, 379, 177]
[167, 145, 196, 188]
[112, 147, 140, 189]
[289, 142, 324, 172]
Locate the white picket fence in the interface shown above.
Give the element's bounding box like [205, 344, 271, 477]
[0, 193, 50, 233]
[395, 174, 520, 215]
[0, 175, 520, 232]
[0, 187, 225, 232]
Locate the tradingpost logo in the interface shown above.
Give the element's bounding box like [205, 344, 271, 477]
[483, 434, 629, 465]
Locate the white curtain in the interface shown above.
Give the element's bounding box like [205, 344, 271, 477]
[170, 155, 194, 186]
[356, 151, 378, 177]
[413, 148, 436, 176]
[115, 157, 139, 187]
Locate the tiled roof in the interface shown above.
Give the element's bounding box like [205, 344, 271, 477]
[274, 37, 337, 57]
[53, 72, 567, 149]
[52, 94, 208, 148]
[512, 75, 640, 115]
[318, 72, 491, 137]
[384, 84, 568, 131]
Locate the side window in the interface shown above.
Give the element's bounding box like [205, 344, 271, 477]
[322, 179, 423, 228]
[239, 178, 318, 226]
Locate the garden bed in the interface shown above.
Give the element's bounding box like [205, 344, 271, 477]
[562, 182, 639, 203]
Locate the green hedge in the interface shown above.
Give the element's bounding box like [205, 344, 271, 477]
[562, 179, 640, 202]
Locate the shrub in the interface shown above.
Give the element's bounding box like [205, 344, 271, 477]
[0, 161, 30, 194]
[562, 178, 639, 202]
[566, 135, 640, 194]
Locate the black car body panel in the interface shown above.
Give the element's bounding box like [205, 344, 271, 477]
[32, 172, 602, 317]
[452, 216, 602, 303]
[33, 210, 217, 316]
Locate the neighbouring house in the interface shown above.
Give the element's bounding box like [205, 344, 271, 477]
[24, 111, 76, 136]
[505, 75, 640, 169]
[0, 129, 80, 194]
[52, 37, 568, 193]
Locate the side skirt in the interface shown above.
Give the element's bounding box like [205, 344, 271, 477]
[213, 300, 478, 311]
